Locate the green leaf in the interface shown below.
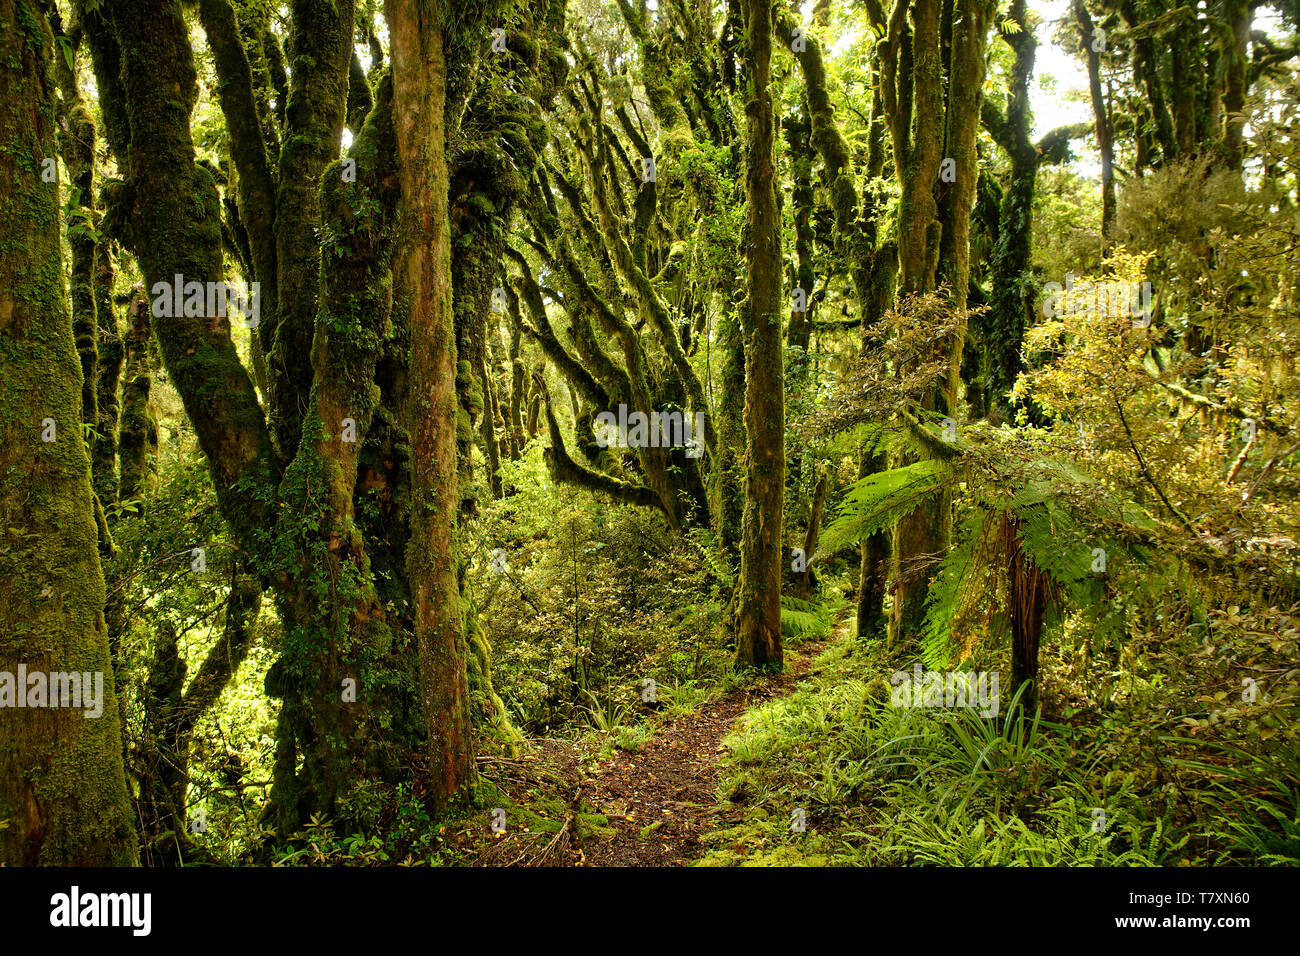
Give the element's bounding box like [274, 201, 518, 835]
[57, 36, 75, 74]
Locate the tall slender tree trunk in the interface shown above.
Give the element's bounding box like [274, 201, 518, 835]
[0, 0, 136, 865]
[1218, 0, 1252, 170]
[91, 0, 280, 559]
[883, 0, 942, 647]
[886, 0, 992, 647]
[856, 450, 891, 641]
[1074, 0, 1115, 242]
[387, 0, 475, 810]
[713, 306, 746, 559]
[269, 0, 355, 461]
[1169, 28, 1197, 157]
[784, 11, 893, 640]
[797, 468, 828, 596]
[91, 250, 123, 507]
[1120, 0, 1176, 164]
[984, 0, 1039, 420]
[734, 0, 784, 671]
[119, 291, 159, 503]
[51, 13, 98, 436]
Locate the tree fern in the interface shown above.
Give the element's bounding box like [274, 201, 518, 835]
[816, 430, 1167, 671]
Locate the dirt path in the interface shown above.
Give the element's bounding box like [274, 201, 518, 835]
[469, 631, 836, 868]
[572, 640, 824, 867]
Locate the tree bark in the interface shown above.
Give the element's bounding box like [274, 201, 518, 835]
[1218, 0, 1252, 170]
[1074, 0, 1115, 242]
[0, 0, 136, 865]
[735, 0, 784, 671]
[1008, 515, 1048, 716]
[136, 574, 260, 865]
[886, 0, 992, 647]
[51, 12, 98, 436]
[982, 0, 1038, 420]
[269, 0, 355, 461]
[785, 5, 894, 640]
[92, 0, 280, 555]
[797, 468, 827, 596]
[387, 0, 475, 811]
[91, 249, 123, 507]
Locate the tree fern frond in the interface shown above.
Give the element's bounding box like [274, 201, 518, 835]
[819, 459, 955, 557]
[922, 510, 999, 667]
[781, 594, 835, 642]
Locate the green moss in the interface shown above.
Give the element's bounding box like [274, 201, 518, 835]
[465, 603, 522, 752]
[0, 0, 136, 865]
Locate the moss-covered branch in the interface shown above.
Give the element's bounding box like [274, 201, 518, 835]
[197, 0, 279, 342]
[539, 378, 665, 514]
[93, 0, 281, 557]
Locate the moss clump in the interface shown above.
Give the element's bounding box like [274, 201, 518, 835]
[465, 604, 523, 753]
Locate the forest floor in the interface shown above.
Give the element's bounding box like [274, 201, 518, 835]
[467, 631, 835, 867]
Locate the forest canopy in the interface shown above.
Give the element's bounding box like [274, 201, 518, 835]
[0, 0, 1297, 871]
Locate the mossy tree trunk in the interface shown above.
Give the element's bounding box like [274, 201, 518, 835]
[268, 0, 355, 461]
[501, 4, 722, 534]
[1217, 0, 1253, 171]
[785, 104, 815, 357]
[196, 0, 280, 348]
[50, 9, 98, 438]
[713, 305, 746, 559]
[87, 0, 413, 838]
[981, 0, 1039, 421]
[0, 0, 136, 866]
[507, 291, 526, 459]
[265, 78, 413, 837]
[91, 250, 123, 507]
[1119, 0, 1177, 166]
[877, 0, 992, 648]
[387, 0, 475, 812]
[890, 0, 944, 648]
[200, 0, 463, 830]
[797, 467, 827, 597]
[56, 18, 126, 520]
[118, 290, 159, 503]
[980, 6, 1087, 423]
[76, 0, 522, 836]
[783, 8, 894, 641]
[1073, 0, 1114, 243]
[443, 0, 562, 745]
[135, 574, 260, 865]
[734, 0, 784, 672]
[93, 0, 280, 554]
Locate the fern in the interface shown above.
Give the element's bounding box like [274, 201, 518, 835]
[919, 449, 1165, 666]
[921, 511, 993, 667]
[819, 458, 953, 558]
[811, 430, 1173, 678]
[689, 527, 735, 587]
[781, 594, 834, 642]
